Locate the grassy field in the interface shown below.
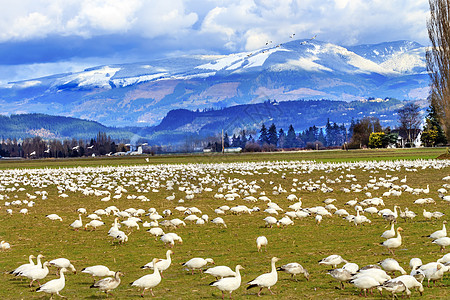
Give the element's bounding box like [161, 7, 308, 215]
[0, 148, 449, 299]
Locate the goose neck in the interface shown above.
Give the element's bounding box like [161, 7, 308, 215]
[271, 260, 277, 273]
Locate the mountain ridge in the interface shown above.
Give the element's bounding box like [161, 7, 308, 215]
[1, 39, 429, 127]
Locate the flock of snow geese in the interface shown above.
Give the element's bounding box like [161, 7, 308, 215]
[1, 158, 450, 298]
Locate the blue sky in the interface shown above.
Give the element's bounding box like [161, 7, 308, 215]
[0, 0, 430, 84]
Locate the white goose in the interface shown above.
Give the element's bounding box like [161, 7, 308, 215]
[256, 236, 268, 252]
[204, 266, 236, 279]
[432, 236, 450, 252]
[327, 268, 353, 289]
[50, 258, 76, 274]
[318, 255, 348, 268]
[20, 261, 50, 287]
[390, 275, 424, 296]
[381, 227, 403, 255]
[46, 214, 63, 221]
[141, 250, 173, 277]
[381, 223, 396, 239]
[36, 267, 67, 299]
[277, 262, 309, 281]
[10, 254, 36, 275]
[379, 280, 411, 299]
[131, 258, 162, 297]
[437, 253, 450, 264]
[349, 275, 381, 297]
[81, 265, 115, 282]
[70, 214, 83, 230]
[247, 257, 280, 296]
[210, 265, 243, 300]
[378, 258, 406, 275]
[90, 271, 123, 296]
[85, 220, 105, 230]
[182, 257, 214, 275]
[427, 221, 447, 239]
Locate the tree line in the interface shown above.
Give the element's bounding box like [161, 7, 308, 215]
[205, 101, 447, 152]
[0, 132, 128, 158]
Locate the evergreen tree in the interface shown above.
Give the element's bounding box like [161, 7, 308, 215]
[267, 123, 278, 146]
[318, 128, 327, 146]
[325, 118, 332, 147]
[258, 124, 269, 145]
[348, 118, 356, 140]
[223, 132, 230, 148]
[285, 125, 297, 148]
[240, 130, 248, 148]
[421, 104, 447, 146]
[278, 128, 286, 148]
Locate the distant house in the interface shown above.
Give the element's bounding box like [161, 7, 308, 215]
[393, 128, 422, 148]
[224, 147, 242, 153]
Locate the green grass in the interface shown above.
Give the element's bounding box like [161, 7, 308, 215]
[0, 148, 449, 299]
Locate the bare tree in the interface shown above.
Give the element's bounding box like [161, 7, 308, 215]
[427, 0, 450, 140]
[397, 103, 422, 146]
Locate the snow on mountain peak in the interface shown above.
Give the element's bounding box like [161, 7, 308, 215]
[56, 66, 121, 89]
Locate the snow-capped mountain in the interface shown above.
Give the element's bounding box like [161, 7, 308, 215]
[1, 39, 429, 127]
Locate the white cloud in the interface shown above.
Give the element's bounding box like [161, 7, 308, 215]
[0, 0, 430, 45]
[0, 0, 198, 41]
[0, 0, 431, 83]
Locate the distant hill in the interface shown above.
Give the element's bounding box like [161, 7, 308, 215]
[0, 114, 135, 141]
[1, 40, 429, 128]
[0, 98, 425, 145]
[146, 98, 424, 144]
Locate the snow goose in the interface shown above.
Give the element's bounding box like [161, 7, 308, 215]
[147, 227, 164, 239]
[85, 220, 105, 230]
[182, 257, 214, 274]
[49, 258, 76, 274]
[432, 236, 450, 252]
[141, 250, 173, 277]
[36, 267, 67, 299]
[256, 236, 268, 252]
[379, 280, 411, 299]
[70, 214, 83, 230]
[1, 240, 11, 250]
[81, 265, 115, 282]
[354, 268, 391, 284]
[46, 214, 63, 221]
[205, 265, 236, 280]
[90, 271, 123, 296]
[381, 223, 396, 239]
[318, 255, 348, 268]
[131, 258, 162, 297]
[378, 258, 406, 275]
[263, 216, 278, 228]
[121, 219, 140, 230]
[427, 221, 447, 239]
[211, 217, 227, 228]
[423, 209, 433, 219]
[349, 275, 381, 297]
[381, 227, 403, 256]
[342, 262, 359, 274]
[389, 275, 424, 296]
[10, 254, 36, 275]
[247, 257, 280, 296]
[277, 262, 309, 281]
[419, 262, 448, 287]
[277, 216, 294, 227]
[437, 253, 450, 264]
[327, 268, 353, 289]
[210, 265, 243, 300]
[20, 261, 50, 287]
[409, 258, 422, 272]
